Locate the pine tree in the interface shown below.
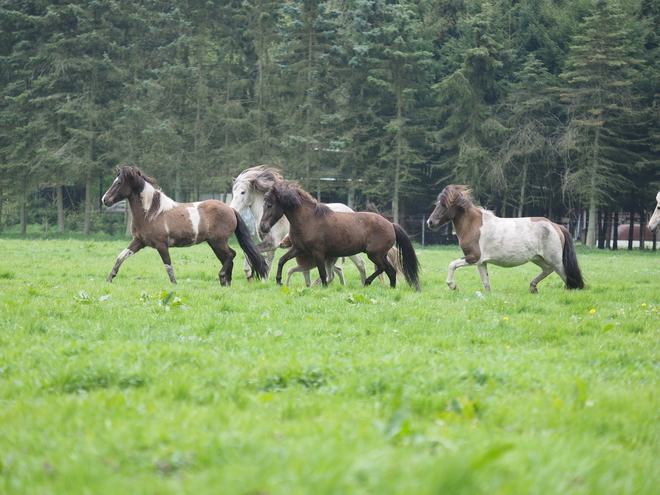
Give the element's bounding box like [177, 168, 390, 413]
[559, 0, 649, 247]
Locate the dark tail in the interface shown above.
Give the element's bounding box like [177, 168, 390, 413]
[393, 224, 421, 291]
[234, 210, 268, 280]
[560, 226, 585, 290]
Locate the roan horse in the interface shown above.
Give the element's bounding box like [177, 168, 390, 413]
[102, 166, 268, 285]
[427, 185, 584, 293]
[259, 180, 421, 291]
[648, 191, 660, 235]
[230, 165, 367, 283]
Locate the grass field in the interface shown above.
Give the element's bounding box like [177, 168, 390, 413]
[1, 235, 659, 494]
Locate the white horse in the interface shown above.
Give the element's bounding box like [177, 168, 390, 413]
[648, 191, 660, 234]
[427, 185, 585, 293]
[230, 166, 367, 284]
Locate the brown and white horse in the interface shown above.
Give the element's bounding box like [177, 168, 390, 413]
[259, 180, 421, 291]
[427, 185, 584, 293]
[648, 191, 660, 234]
[102, 166, 267, 285]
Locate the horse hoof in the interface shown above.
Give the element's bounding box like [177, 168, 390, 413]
[530, 287, 538, 294]
[247, 276, 254, 283]
[448, 283, 458, 291]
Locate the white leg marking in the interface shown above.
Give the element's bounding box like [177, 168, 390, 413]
[446, 258, 470, 290]
[118, 248, 134, 262]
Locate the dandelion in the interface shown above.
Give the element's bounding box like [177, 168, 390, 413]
[642, 303, 647, 307]
[506, 345, 511, 349]
[589, 309, 596, 314]
[503, 317, 509, 321]
[261, 356, 266, 360]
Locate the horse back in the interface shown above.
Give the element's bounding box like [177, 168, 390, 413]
[323, 211, 395, 256]
[147, 200, 236, 247]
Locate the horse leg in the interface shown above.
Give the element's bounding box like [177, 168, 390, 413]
[334, 265, 345, 286]
[276, 246, 303, 285]
[477, 264, 491, 291]
[348, 254, 367, 285]
[309, 251, 330, 286]
[154, 244, 177, 284]
[107, 238, 144, 282]
[446, 258, 470, 291]
[284, 265, 304, 287]
[365, 253, 396, 288]
[208, 241, 237, 286]
[529, 261, 554, 294]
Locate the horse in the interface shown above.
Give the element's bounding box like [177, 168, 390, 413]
[259, 180, 421, 291]
[230, 165, 367, 283]
[648, 191, 660, 234]
[279, 234, 344, 287]
[102, 166, 268, 285]
[427, 185, 584, 293]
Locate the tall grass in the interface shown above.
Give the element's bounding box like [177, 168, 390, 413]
[0, 238, 659, 494]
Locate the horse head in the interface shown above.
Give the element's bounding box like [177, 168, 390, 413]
[102, 166, 155, 207]
[230, 165, 283, 213]
[259, 180, 311, 235]
[427, 185, 473, 230]
[649, 191, 660, 233]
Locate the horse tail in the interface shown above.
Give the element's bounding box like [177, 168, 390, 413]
[559, 225, 585, 290]
[233, 210, 268, 280]
[393, 224, 421, 291]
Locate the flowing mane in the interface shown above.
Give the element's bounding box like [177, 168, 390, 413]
[234, 165, 283, 194]
[115, 166, 177, 219]
[437, 185, 474, 211]
[269, 180, 333, 217]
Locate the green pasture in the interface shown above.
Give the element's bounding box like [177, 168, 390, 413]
[0, 236, 659, 494]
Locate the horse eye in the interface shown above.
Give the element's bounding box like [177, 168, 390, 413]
[241, 191, 245, 195]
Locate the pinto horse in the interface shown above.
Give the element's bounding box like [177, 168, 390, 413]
[648, 191, 660, 234]
[427, 185, 584, 293]
[102, 166, 267, 285]
[259, 180, 421, 291]
[230, 165, 367, 283]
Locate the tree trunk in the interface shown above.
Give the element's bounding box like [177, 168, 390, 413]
[612, 211, 618, 250]
[517, 161, 527, 218]
[83, 177, 92, 234]
[628, 209, 634, 250]
[56, 183, 65, 233]
[19, 186, 27, 235]
[586, 181, 597, 247]
[639, 206, 646, 250]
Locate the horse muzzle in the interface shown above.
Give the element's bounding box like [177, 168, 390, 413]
[259, 224, 271, 235]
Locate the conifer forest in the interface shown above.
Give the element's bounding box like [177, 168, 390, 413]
[1, 0, 659, 246]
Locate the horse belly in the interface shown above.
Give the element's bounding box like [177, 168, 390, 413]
[479, 218, 559, 267]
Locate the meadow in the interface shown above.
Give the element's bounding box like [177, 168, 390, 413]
[0, 236, 659, 494]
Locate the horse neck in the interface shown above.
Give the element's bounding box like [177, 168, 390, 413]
[249, 194, 266, 224]
[452, 205, 482, 239]
[126, 193, 148, 226]
[286, 201, 320, 234]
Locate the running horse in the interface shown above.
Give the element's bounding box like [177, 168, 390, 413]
[427, 185, 584, 293]
[102, 166, 268, 285]
[648, 191, 660, 234]
[230, 165, 367, 283]
[259, 180, 421, 291]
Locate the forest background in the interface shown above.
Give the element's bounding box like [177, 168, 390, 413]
[0, 0, 659, 247]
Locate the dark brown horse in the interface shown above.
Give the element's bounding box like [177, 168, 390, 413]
[259, 181, 421, 291]
[102, 166, 267, 285]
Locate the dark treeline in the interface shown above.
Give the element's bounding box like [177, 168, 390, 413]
[1, 0, 659, 246]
